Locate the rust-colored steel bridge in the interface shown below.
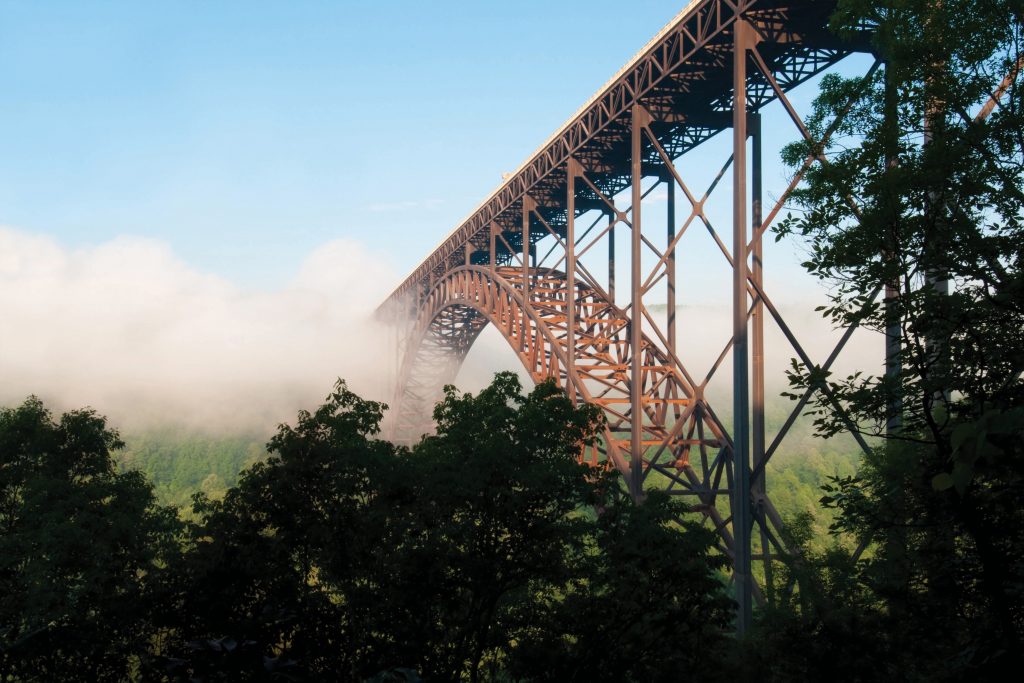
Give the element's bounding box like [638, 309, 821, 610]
[378, 0, 876, 631]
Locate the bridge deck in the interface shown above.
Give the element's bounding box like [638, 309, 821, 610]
[380, 0, 862, 311]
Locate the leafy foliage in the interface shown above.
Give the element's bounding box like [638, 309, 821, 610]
[149, 373, 732, 681]
[755, 0, 1024, 678]
[508, 485, 733, 682]
[0, 397, 180, 682]
[117, 429, 266, 508]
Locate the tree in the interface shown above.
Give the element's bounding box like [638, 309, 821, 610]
[0, 397, 180, 682]
[362, 373, 732, 681]
[166, 374, 606, 681]
[161, 380, 397, 681]
[384, 373, 604, 681]
[164, 373, 734, 681]
[768, 0, 1024, 676]
[507, 484, 734, 683]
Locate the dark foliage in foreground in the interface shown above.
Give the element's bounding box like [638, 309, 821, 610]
[0, 399, 180, 682]
[6, 1, 1024, 680]
[0, 375, 734, 682]
[741, 0, 1024, 680]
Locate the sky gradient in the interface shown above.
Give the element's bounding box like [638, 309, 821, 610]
[1, 0, 700, 288]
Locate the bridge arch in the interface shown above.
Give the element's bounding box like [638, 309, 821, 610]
[390, 265, 737, 545]
[391, 265, 618, 464]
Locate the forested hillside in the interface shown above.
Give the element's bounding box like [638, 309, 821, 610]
[117, 429, 267, 507]
[115, 398, 859, 546]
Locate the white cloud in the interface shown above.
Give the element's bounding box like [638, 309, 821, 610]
[0, 227, 397, 432]
[0, 225, 886, 436]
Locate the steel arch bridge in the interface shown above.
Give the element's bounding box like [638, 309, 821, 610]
[378, 0, 878, 630]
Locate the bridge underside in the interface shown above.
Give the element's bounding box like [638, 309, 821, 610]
[393, 264, 753, 558]
[380, 0, 876, 624]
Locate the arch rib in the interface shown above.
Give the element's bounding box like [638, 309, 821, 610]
[390, 266, 737, 542]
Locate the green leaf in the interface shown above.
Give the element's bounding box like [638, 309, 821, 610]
[931, 473, 954, 492]
[951, 462, 974, 496]
[950, 422, 975, 452]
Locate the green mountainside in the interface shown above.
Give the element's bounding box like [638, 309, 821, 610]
[116, 397, 860, 547]
[117, 428, 268, 507]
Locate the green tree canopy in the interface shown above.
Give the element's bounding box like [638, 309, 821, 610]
[0, 397, 180, 682]
[162, 373, 734, 682]
[761, 0, 1024, 677]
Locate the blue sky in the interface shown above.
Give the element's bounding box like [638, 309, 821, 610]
[0, 0, 700, 289]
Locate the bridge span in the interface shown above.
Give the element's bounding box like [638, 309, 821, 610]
[378, 0, 875, 630]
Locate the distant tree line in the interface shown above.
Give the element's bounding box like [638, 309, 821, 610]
[117, 430, 266, 509]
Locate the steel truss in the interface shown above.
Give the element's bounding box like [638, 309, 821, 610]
[380, 0, 876, 632]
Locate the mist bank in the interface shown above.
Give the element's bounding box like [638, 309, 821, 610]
[0, 226, 397, 432]
[0, 225, 884, 435]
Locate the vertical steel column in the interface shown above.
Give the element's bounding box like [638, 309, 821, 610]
[752, 114, 765, 477]
[667, 176, 676, 358]
[751, 112, 772, 601]
[922, 11, 950, 404]
[608, 215, 616, 303]
[923, 117, 948, 301]
[924, 0, 948, 305]
[489, 222, 498, 273]
[387, 308, 395, 420]
[630, 105, 648, 501]
[566, 160, 580, 403]
[731, 16, 753, 635]
[883, 62, 902, 436]
[522, 197, 535, 353]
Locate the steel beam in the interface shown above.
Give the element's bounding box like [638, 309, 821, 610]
[732, 16, 753, 636]
[750, 111, 772, 603]
[630, 104, 648, 501]
[608, 215, 616, 303]
[667, 177, 677, 358]
[567, 159, 580, 404]
[522, 197, 535, 353]
[884, 61, 902, 436]
[489, 222, 498, 273]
